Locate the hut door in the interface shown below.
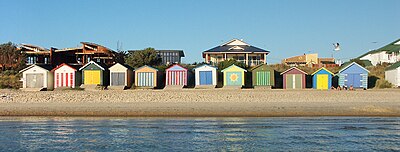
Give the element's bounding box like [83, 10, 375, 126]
[226, 72, 242, 86]
[199, 71, 212, 85]
[111, 72, 125, 86]
[286, 74, 302, 89]
[256, 71, 270, 86]
[138, 72, 154, 87]
[26, 74, 44, 88]
[84, 70, 101, 85]
[346, 74, 361, 88]
[317, 74, 328, 89]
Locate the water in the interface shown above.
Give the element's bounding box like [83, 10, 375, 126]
[0, 117, 399, 151]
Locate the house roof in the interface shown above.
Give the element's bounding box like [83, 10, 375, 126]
[280, 67, 307, 75]
[193, 64, 217, 70]
[359, 39, 400, 58]
[19, 64, 54, 73]
[81, 42, 115, 52]
[19, 44, 49, 52]
[79, 61, 107, 71]
[221, 64, 247, 72]
[385, 61, 400, 71]
[51, 63, 82, 72]
[134, 65, 159, 71]
[338, 62, 370, 74]
[311, 67, 334, 75]
[203, 39, 269, 54]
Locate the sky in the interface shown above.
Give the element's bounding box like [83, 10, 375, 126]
[1, 0, 399, 64]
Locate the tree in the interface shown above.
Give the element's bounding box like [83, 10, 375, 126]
[217, 59, 247, 71]
[0, 42, 25, 71]
[114, 50, 127, 64]
[125, 47, 162, 68]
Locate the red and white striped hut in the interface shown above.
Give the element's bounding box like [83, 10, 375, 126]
[165, 64, 188, 87]
[51, 63, 82, 88]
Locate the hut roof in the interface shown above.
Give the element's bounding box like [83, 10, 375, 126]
[280, 67, 307, 75]
[250, 64, 272, 71]
[51, 63, 82, 72]
[134, 65, 159, 71]
[19, 64, 54, 73]
[385, 61, 400, 71]
[193, 64, 217, 70]
[110, 63, 134, 70]
[79, 61, 107, 71]
[221, 64, 247, 72]
[166, 64, 187, 71]
[337, 62, 369, 74]
[311, 67, 334, 75]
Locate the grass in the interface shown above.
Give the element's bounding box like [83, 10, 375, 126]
[0, 74, 21, 89]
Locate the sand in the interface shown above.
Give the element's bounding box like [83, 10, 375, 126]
[0, 89, 399, 117]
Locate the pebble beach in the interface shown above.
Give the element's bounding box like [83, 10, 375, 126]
[0, 89, 399, 117]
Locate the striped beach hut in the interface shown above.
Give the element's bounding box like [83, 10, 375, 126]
[165, 64, 188, 86]
[337, 62, 369, 89]
[312, 67, 334, 90]
[79, 61, 109, 86]
[135, 65, 158, 88]
[251, 64, 275, 88]
[51, 63, 82, 88]
[221, 64, 247, 87]
[109, 63, 134, 88]
[19, 64, 54, 90]
[281, 67, 307, 89]
[194, 64, 217, 87]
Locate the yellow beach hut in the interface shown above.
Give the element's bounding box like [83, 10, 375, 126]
[221, 64, 247, 87]
[312, 67, 334, 90]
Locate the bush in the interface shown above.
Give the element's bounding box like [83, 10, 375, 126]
[376, 79, 393, 88]
[0, 74, 21, 89]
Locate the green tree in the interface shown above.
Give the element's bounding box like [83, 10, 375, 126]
[114, 50, 127, 64]
[125, 47, 162, 68]
[217, 59, 247, 71]
[0, 42, 25, 71]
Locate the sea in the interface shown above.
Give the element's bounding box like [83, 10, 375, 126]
[0, 117, 398, 151]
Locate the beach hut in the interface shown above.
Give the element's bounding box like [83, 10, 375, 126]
[19, 64, 54, 90]
[79, 61, 109, 86]
[385, 61, 400, 87]
[134, 65, 158, 88]
[51, 63, 82, 88]
[337, 62, 369, 89]
[281, 67, 307, 89]
[165, 64, 188, 86]
[251, 64, 275, 88]
[221, 64, 247, 87]
[194, 64, 217, 87]
[312, 67, 334, 90]
[109, 63, 134, 88]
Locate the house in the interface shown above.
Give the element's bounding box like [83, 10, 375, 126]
[54, 42, 116, 66]
[251, 64, 275, 88]
[108, 63, 134, 89]
[281, 67, 307, 89]
[385, 61, 400, 87]
[282, 53, 337, 67]
[194, 64, 217, 87]
[203, 39, 270, 67]
[79, 61, 109, 86]
[165, 64, 188, 87]
[311, 67, 334, 90]
[128, 50, 185, 65]
[221, 64, 247, 87]
[359, 39, 400, 66]
[337, 62, 369, 89]
[134, 65, 159, 88]
[19, 64, 54, 90]
[19, 44, 51, 65]
[51, 63, 82, 89]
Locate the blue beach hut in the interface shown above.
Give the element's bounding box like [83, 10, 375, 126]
[312, 67, 334, 90]
[337, 62, 369, 89]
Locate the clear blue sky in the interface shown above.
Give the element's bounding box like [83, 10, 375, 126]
[1, 0, 399, 64]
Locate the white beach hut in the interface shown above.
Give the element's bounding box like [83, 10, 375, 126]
[109, 63, 134, 89]
[194, 64, 217, 88]
[19, 64, 54, 91]
[385, 62, 400, 87]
